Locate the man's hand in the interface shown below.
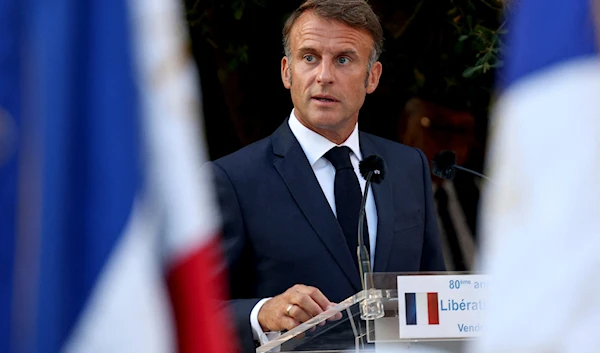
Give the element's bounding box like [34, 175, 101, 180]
[258, 284, 338, 332]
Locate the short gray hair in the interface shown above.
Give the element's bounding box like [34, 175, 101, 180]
[282, 0, 383, 72]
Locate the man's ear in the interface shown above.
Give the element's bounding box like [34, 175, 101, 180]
[281, 56, 291, 89]
[366, 61, 382, 94]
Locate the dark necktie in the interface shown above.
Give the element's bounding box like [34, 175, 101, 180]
[324, 146, 369, 271]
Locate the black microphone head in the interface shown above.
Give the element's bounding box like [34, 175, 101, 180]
[359, 154, 386, 184]
[432, 150, 456, 180]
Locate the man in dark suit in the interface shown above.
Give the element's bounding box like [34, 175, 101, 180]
[209, 1, 446, 351]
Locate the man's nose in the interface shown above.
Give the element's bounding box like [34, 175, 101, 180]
[316, 60, 334, 85]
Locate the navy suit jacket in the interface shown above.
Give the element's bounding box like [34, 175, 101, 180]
[210, 120, 445, 352]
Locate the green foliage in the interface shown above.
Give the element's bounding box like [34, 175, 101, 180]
[455, 15, 506, 78]
[185, 0, 268, 71]
[186, 0, 506, 114]
[375, 0, 506, 113]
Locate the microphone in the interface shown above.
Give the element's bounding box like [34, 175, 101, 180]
[432, 150, 493, 182]
[357, 155, 386, 291]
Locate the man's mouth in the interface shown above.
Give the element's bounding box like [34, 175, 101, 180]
[312, 95, 338, 103]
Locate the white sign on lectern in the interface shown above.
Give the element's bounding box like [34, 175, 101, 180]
[397, 274, 489, 339]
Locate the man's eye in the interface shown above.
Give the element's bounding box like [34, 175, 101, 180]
[338, 57, 349, 64]
[304, 55, 315, 62]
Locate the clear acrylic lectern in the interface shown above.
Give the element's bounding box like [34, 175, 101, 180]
[256, 272, 473, 353]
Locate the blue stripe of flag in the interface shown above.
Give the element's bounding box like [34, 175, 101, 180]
[405, 293, 417, 325]
[11, 0, 141, 352]
[501, 0, 597, 89]
[0, 0, 22, 351]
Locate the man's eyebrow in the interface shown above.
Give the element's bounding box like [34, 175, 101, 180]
[295, 48, 359, 57]
[337, 49, 358, 57]
[297, 46, 316, 54]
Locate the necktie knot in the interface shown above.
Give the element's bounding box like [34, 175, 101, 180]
[324, 146, 353, 171]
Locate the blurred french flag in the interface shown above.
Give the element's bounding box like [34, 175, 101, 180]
[0, 0, 236, 352]
[473, 0, 600, 351]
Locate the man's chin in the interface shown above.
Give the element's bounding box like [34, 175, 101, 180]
[311, 118, 345, 130]
[307, 110, 344, 124]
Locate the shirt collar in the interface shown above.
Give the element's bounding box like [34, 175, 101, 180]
[288, 108, 362, 166]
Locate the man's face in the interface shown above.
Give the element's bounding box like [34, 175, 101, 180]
[281, 12, 382, 144]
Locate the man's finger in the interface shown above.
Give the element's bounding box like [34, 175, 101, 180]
[304, 286, 331, 310]
[281, 316, 301, 331]
[292, 292, 324, 317]
[287, 304, 313, 323]
[326, 311, 343, 321]
[325, 303, 343, 321]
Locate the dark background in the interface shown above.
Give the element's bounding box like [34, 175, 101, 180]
[185, 0, 504, 171]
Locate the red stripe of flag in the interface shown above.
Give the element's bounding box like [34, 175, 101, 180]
[167, 235, 238, 353]
[427, 293, 439, 325]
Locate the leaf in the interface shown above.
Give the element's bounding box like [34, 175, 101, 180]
[234, 7, 243, 20]
[458, 35, 469, 42]
[232, 0, 245, 20]
[413, 68, 426, 88]
[462, 65, 483, 78]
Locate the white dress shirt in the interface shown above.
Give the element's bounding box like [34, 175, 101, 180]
[251, 109, 379, 345]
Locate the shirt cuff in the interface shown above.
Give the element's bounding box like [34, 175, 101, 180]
[250, 298, 281, 346]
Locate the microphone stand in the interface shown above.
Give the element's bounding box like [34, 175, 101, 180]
[357, 171, 374, 291]
[453, 165, 494, 183]
[357, 170, 384, 320]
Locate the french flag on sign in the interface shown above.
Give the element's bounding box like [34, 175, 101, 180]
[405, 293, 440, 325]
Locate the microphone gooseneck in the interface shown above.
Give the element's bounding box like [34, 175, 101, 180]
[357, 155, 386, 291]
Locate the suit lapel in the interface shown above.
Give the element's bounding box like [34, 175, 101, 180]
[360, 133, 395, 272]
[271, 121, 361, 292]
